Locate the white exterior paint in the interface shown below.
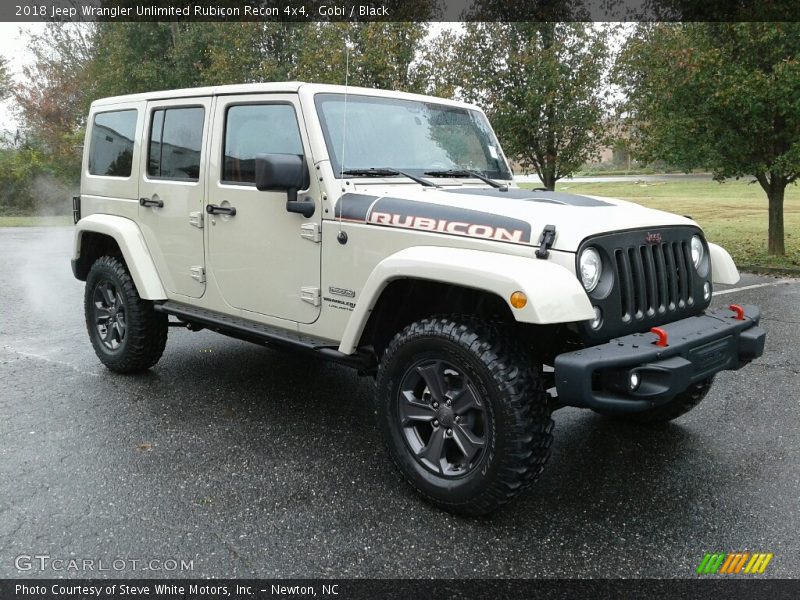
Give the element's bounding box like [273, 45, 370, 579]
[708, 242, 740, 285]
[74, 214, 166, 299]
[337, 246, 594, 354]
[74, 82, 740, 354]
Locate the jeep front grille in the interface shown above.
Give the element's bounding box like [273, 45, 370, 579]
[577, 226, 711, 344]
[614, 240, 695, 322]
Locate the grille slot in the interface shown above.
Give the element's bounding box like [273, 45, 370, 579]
[615, 240, 695, 322]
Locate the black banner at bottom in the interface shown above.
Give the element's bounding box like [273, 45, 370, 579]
[2, 579, 799, 600]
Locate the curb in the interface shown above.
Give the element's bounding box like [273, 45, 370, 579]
[739, 265, 800, 278]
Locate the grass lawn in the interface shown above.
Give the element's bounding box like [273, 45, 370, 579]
[0, 215, 73, 227]
[525, 178, 800, 272]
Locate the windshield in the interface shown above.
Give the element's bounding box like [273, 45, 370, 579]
[314, 93, 512, 180]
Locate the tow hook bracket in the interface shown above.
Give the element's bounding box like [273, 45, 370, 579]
[650, 327, 669, 347]
[729, 304, 745, 320]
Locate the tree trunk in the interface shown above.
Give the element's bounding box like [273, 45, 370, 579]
[541, 168, 557, 191]
[757, 172, 786, 256]
[767, 184, 785, 256]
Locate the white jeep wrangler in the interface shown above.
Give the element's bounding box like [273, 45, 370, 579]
[72, 83, 766, 515]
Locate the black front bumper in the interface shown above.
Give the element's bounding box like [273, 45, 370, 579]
[554, 305, 765, 413]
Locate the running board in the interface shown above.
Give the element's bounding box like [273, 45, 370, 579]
[155, 301, 376, 372]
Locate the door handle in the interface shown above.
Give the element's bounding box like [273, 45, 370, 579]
[206, 204, 237, 216]
[139, 197, 163, 208]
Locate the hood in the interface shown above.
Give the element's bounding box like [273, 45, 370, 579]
[333, 184, 695, 252]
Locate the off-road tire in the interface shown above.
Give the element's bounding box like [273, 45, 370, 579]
[375, 316, 553, 516]
[84, 255, 168, 374]
[598, 378, 714, 424]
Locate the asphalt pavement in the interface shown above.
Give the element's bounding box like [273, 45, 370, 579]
[1, 226, 798, 578]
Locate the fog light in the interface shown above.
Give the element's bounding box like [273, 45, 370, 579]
[590, 306, 602, 329]
[703, 281, 711, 301]
[629, 372, 641, 392]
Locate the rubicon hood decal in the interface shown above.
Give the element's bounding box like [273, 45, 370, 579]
[337, 193, 533, 244]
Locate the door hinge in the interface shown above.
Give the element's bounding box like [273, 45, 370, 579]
[189, 211, 204, 229]
[300, 286, 321, 306]
[300, 223, 322, 244]
[190, 266, 206, 283]
[300, 222, 321, 243]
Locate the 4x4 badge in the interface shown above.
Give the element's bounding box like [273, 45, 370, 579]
[329, 286, 355, 298]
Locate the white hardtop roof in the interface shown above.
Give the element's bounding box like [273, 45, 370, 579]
[90, 82, 479, 111]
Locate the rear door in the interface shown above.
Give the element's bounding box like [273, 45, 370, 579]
[138, 97, 211, 298]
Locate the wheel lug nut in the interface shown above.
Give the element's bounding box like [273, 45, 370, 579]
[432, 420, 439, 427]
[446, 400, 451, 407]
[454, 416, 460, 422]
[432, 402, 439, 408]
[446, 428, 452, 436]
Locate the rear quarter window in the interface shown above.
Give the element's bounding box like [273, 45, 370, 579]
[88, 109, 138, 177]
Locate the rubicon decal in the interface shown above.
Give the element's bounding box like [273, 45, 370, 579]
[337, 194, 533, 244]
[696, 552, 774, 575]
[369, 211, 526, 243]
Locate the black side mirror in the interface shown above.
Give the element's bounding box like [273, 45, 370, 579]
[255, 153, 314, 218]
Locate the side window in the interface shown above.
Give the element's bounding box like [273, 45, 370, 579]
[223, 104, 303, 184]
[147, 106, 204, 181]
[88, 110, 137, 177]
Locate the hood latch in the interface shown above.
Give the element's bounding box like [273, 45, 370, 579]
[535, 224, 557, 259]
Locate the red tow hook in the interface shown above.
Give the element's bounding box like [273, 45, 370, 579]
[650, 327, 669, 347]
[729, 304, 745, 320]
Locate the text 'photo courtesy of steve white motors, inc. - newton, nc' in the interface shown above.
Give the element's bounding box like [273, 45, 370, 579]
[17, 3, 391, 19]
[14, 583, 339, 598]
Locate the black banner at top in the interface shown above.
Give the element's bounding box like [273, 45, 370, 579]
[4, 0, 800, 22]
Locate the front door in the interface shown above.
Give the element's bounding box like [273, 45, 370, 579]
[138, 98, 211, 298]
[206, 95, 322, 324]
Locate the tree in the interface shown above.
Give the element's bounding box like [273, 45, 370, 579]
[0, 56, 11, 101]
[294, 23, 428, 91]
[436, 23, 612, 189]
[616, 23, 800, 256]
[14, 23, 97, 179]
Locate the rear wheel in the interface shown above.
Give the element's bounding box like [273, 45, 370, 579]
[84, 255, 167, 373]
[596, 378, 714, 424]
[375, 316, 553, 516]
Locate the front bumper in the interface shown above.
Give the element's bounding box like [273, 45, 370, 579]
[554, 305, 765, 413]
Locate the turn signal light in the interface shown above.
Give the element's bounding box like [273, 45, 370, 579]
[510, 291, 528, 309]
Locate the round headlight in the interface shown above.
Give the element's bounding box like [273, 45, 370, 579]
[579, 247, 602, 292]
[691, 235, 704, 269]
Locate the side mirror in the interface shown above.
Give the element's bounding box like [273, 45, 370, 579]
[255, 153, 314, 218]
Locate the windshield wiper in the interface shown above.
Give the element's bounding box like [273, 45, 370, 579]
[341, 168, 437, 187]
[424, 169, 508, 191]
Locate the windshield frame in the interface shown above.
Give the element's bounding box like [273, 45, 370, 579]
[313, 92, 513, 182]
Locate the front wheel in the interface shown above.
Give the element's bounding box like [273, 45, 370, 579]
[375, 317, 553, 516]
[84, 255, 168, 373]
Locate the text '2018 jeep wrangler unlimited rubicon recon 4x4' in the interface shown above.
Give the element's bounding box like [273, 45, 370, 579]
[72, 83, 766, 515]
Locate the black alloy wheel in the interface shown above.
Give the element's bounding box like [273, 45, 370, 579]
[92, 279, 127, 351]
[397, 359, 488, 477]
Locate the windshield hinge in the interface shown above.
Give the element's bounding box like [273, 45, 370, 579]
[535, 224, 557, 259]
[300, 222, 321, 243]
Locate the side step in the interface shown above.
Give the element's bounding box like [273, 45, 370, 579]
[155, 301, 376, 372]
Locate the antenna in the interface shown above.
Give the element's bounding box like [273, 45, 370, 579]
[337, 41, 351, 236]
